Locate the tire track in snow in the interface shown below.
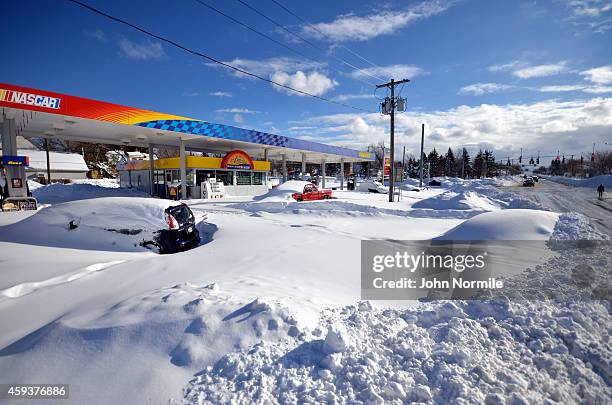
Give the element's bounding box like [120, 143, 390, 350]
[0, 260, 125, 299]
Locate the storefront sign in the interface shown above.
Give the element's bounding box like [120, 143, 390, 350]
[1, 197, 37, 211]
[221, 150, 253, 170]
[2, 155, 29, 166]
[0, 88, 61, 109]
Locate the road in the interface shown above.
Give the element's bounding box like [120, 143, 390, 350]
[506, 178, 612, 237]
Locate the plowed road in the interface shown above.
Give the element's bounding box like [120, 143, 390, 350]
[507, 178, 612, 237]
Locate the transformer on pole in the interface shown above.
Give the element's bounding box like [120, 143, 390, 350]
[376, 78, 409, 202]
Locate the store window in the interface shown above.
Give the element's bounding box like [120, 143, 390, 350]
[215, 170, 233, 186]
[166, 169, 179, 184]
[236, 171, 252, 186]
[154, 170, 165, 184]
[196, 170, 215, 185]
[186, 169, 195, 186]
[252, 172, 264, 185]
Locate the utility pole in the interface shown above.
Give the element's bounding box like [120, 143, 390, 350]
[44, 137, 51, 185]
[400, 145, 406, 201]
[376, 78, 410, 202]
[419, 123, 425, 187]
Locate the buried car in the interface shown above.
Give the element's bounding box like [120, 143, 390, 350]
[291, 183, 332, 201]
[0, 197, 202, 253]
[357, 179, 389, 194]
[154, 203, 200, 253]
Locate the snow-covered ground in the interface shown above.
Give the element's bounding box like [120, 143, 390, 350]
[0, 179, 609, 404]
[546, 174, 612, 188]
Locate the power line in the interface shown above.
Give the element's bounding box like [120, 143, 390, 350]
[193, 0, 314, 64]
[269, 0, 384, 76]
[196, 0, 374, 88]
[235, 0, 380, 85]
[66, 0, 372, 113]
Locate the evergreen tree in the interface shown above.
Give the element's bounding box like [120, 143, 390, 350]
[427, 148, 438, 176]
[460, 148, 471, 178]
[427, 148, 445, 177]
[483, 150, 498, 177]
[444, 147, 457, 177]
[473, 150, 485, 178]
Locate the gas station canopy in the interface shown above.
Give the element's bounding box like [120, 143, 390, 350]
[0, 83, 373, 164]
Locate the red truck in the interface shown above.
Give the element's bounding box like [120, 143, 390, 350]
[292, 183, 332, 201]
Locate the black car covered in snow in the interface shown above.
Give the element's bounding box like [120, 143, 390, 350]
[156, 203, 200, 253]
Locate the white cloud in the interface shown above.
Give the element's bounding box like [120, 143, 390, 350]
[216, 108, 259, 114]
[233, 114, 243, 124]
[564, 0, 612, 33]
[271, 71, 338, 96]
[582, 86, 612, 94]
[334, 94, 376, 102]
[206, 57, 336, 96]
[85, 29, 106, 42]
[210, 91, 232, 97]
[538, 85, 586, 92]
[208, 57, 324, 78]
[537, 84, 612, 94]
[118, 39, 164, 60]
[458, 83, 514, 96]
[489, 60, 568, 79]
[512, 62, 568, 79]
[350, 64, 425, 81]
[581, 65, 612, 84]
[289, 97, 612, 157]
[300, 1, 456, 42]
[488, 60, 525, 72]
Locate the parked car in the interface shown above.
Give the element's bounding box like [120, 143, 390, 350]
[532, 175, 539, 182]
[357, 180, 388, 194]
[291, 183, 332, 201]
[155, 203, 200, 253]
[523, 177, 535, 187]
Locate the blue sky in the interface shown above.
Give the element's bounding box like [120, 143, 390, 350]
[2, 0, 611, 160]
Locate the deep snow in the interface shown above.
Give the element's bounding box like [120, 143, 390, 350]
[0, 178, 609, 404]
[546, 174, 612, 188]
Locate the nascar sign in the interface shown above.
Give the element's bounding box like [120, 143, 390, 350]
[0, 88, 61, 110]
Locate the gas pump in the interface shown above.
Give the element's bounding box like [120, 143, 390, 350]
[1, 155, 37, 211]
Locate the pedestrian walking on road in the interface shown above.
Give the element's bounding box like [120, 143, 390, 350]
[597, 184, 605, 200]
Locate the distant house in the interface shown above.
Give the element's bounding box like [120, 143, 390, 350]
[22, 149, 89, 181]
[1, 141, 89, 182]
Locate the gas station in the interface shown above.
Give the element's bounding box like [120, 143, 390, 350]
[0, 83, 373, 208]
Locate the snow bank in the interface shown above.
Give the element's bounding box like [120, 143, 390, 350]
[254, 181, 312, 202]
[33, 182, 147, 204]
[27, 179, 44, 191]
[551, 212, 609, 240]
[0, 197, 179, 251]
[73, 178, 120, 188]
[437, 209, 559, 240]
[412, 178, 542, 215]
[546, 174, 612, 188]
[413, 191, 500, 212]
[185, 298, 611, 404]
